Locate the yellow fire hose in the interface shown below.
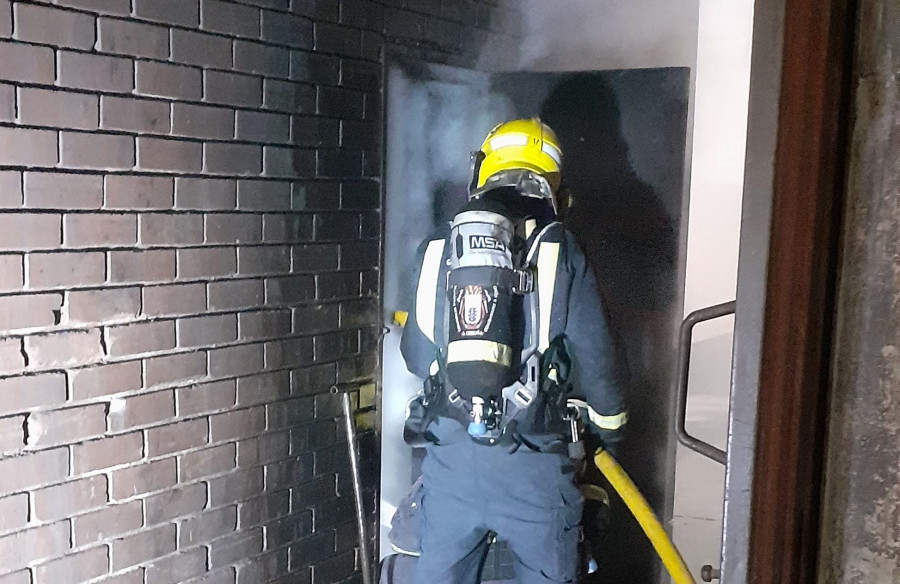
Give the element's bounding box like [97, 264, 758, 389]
[594, 449, 696, 584]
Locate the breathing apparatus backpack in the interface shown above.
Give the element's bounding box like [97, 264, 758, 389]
[435, 194, 560, 444]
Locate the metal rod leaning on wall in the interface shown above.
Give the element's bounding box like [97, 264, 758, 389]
[337, 385, 374, 584]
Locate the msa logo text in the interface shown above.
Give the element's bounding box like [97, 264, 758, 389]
[469, 235, 506, 252]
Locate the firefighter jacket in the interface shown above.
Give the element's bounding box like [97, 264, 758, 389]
[399, 218, 628, 448]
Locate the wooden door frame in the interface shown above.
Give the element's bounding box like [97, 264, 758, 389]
[745, 0, 857, 582]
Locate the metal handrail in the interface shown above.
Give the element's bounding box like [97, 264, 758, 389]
[674, 300, 736, 465]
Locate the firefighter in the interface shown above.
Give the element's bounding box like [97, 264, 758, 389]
[399, 118, 627, 584]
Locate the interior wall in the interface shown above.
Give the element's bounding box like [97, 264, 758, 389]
[0, 2, 518, 584]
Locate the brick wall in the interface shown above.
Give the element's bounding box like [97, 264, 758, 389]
[0, 1, 518, 583]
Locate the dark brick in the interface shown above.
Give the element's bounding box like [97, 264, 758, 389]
[19, 88, 99, 130]
[182, 568, 235, 584]
[233, 40, 291, 77]
[134, 0, 200, 26]
[0, 522, 70, 573]
[176, 178, 236, 210]
[264, 455, 313, 491]
[68, 287, 141, 323]
[264, 510, 312, 548]
[98, 18, 169, 59]
[107, 320, 176, 357]
[262, 214, 313, 246]
[32, 474, 107, 523]
[265, 145, 315, 178]
[289, 531, 335, 568]
[209, 279, 265, 311]
[107, 389, 175, 432]
[205, 213, 262, 244]
[202, 0, 260, 37]
[14, 3, 95, 49]
[0, 254, 22, 292]
[29, 251, 104, 289]
[25, 329, 104, 369]
[178, 314, 237, 348]
[177, 380, 236, 417]
[172, 103, 235, 140]
[0, 415, 24, 455]
[290, 50, 340, 85]
[237, 489, 290, 529]
[266, 396, 314, 430]
[318, 85, 364, 118]
[317, 149, 363, 178]
[0, 494, 28, 536]
[341, 119, 379, 150]
[209, 529, 263, 569]
[109, 249, 177, 283]
[0, 447, 68, 497]
[0, 293, 61, 332]
[105, 176, 175, 210]
[292, 244, 339, 272]
[92, 567, 144, 584]
[291, 116, 340, 148]
[179, 505, 237, 547]
[238, 309, 292, 340]
[0, 171, 21, 208]
[138, 137, 203, 173]
[235, 370, 290, 406]
[205, 143, 262, 176]
[313, 444, 350, 478]
[101, 95, 170, 133]
[209, 343, 265, 378]
[340, 299, 378, 329]
[0, 339, 25, 377]
[141, 213, 204, 245]
[111, 457, 177, 501]
[172, 29, 232, 68]
[25, 172, 103, 209]
[145, 351, 208, 388]
[291, 475, 336, 509]
[147, 418, 208, 457]
[209, 468, 264, 507]
[209, 407, 265, 443]
[236, 429, 289, 467]
[73, 432, 143, 474]
[340, 0, 383, 28]
[264, 336, 313, 370]
[293, 0, 339, 20]
[314, 21, 360, 57]
[265, 275, 315, 304]
[136, 61, 202, 101]
[340, 240, 379, 271]
[58, 51, 133, 92]
[25, 403, 106, 448]
[143, 283, 207, 317]
[204, 71, 263, 108]
[0, 214, 60, 250]
[236, 110, 290, 143]
[145, 548, 207, 584]
[263, 79, 316, 113]
[59, 137, 132, 174]
[339, 180, 378, 210]
[236, 180, 293, 211]
[316, 271, 360, 300]
[57, 0, 130, 13]
[70, 362, 141, 401]
[65, 213, 138, 247]
[293, 181, 341, 211]
[180, 443, 236, 482]
[111, 524, 177, 571]
[73, 501, 143, 546]
[312, 550, 355, 583]
[235, 548, 288, 584]
[145, 482, 207, 525]
[177, 247, 237, 279]
[260, 10, 313, 48]
[315, 496, 355, 530]
[237, 245, 291, 276]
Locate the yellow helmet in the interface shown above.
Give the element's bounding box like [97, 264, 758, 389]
[470, 118, 563, 211]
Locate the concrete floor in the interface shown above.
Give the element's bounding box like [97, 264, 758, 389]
[671, 329, 733, 581]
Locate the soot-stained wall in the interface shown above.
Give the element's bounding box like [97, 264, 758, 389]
[0, 2, 520, 584]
